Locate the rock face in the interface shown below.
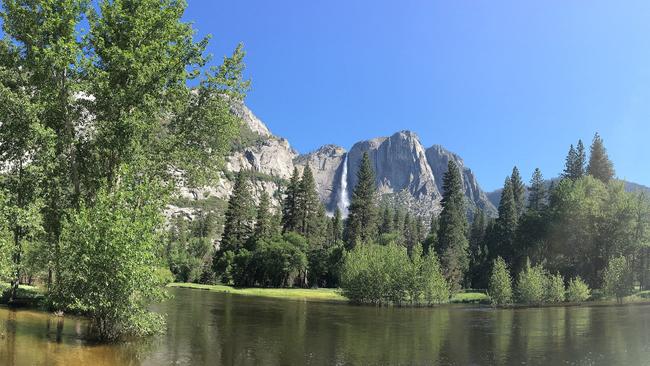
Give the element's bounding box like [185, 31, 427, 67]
[177, 103, 498, 219]
[425, 145, 497, 217]
[294, 144, 347, 211]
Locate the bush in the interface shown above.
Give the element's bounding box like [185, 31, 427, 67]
[545, 273, 565, 303]
[516, 262, 546, 305]
[566, 276, 591, 303]
[603, 256, 634, 303]
[340, 243, 449, 306]
[420, 250, 450, 305]
[54, 173, 167, 341]
[488, 257, 513, 306]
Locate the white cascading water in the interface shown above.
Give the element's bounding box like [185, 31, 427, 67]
[338, 154, 350, 217]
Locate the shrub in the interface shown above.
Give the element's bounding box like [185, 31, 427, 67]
[603, 256, 634, 303]
[340, 243, 449, 306]
[488, 257, 513, 306]
[566, 276, 591, 303]
[516, 262, 546, 305]
[420, 251, 450, 305]
[545, 273, 565, 303]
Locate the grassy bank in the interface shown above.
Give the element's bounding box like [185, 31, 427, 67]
[0, 283, 45, 308]
[167, 283, 348, 302]
[168, 283, 492, 305]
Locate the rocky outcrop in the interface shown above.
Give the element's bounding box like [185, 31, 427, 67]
[425, 145, 497, 216]
[176, 103, 498, 220]
[294, 144, 347, 212]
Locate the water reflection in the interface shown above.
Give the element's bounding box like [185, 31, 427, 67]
[2, 288, 650, 365]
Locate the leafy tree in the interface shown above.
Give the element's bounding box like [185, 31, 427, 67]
[603, 256, 633, 303]
[345, 152, 378, 248]
[587, 133, 615, 183]
[566, 276, 591, 303]
[166, 213, 216, 283]
[545, 273, 565, 303]
[436, 160, 469, 292]
[54, 169, 167, 340]
[516, 261, 546, 305]
[420, 250, 450, 305]
[488, 257, 513, 306]
[510, 166, 526, 217]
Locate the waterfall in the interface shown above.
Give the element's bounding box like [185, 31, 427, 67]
[338, 154, 350, 217]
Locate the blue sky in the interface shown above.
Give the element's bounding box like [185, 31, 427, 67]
[184, 0, 650, 191]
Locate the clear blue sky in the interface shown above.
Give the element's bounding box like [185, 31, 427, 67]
[184, 0, 650, 191]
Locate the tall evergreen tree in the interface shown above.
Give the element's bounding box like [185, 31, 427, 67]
[496, 176, 518, 264]
[587, 133, 615, 183]
[575, 140, 587, 176]
[253, 191, 273, 243]
[510, 166, 526, 217]
[423, 215, 439, 255]
[380, 205, 394, 234]
[436, 160, 469, 292]
[345, 152, 378, 248]
[219, 171, 255, 253]
[282, 167, 301, 233]
[527, 168, 547, 212]
[562, 144, 578, 180]
[297, 164, 320, 238]
[330, 208, 344, 244]
[468, 208, 487, 288]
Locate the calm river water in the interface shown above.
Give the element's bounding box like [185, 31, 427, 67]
[1, 287, 650, 365]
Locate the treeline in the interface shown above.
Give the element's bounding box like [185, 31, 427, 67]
[0, 0, 249, 340]
[199, 133, 650, 307]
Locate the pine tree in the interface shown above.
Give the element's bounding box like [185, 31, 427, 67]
[219, 171, 256, 253]
[423, 215, 439, 255]
[496, 176, 518, 264]
[510, 166, 526, 217]
[562, 144, 578, 180]
[436, 160, 469, 292]
[587, 133, 615, 183]
[253, 191, 273, 243]
[563, 141, 586, 180]
[282, 167, 301, 233]
[297, 164, 320, 238]
[527, 168, 547, 212]
[468, 208, 487, 288]
[330, 208, 344, 244]
[345, 152, 378, 248]
[380, 206, 394, 234]
[575, 140, 587, 176]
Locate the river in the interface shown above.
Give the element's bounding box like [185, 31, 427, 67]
[1, 287, 650, 365]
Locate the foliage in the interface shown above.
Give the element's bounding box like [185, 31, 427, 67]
[488, 257, 513, 306]
[566, 276, 591, 303]
[346, 152, 378, 248]
[436, 160, 469, 293]
[53, 170, 168, 340]
[587, 133, 615, 183]
[515, 262, 547, 305]
[545, 272, 565, 303]
[165, 213, 216, 283]
[603, 256, 633, 303]
[341, 243, 449, 306]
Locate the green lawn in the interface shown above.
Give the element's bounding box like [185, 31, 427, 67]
[167, 283, 347, 302]
[450, 292, 490, 304]
[168, 283, 491, 305]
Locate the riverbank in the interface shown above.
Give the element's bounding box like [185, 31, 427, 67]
[167, 283, 491, 304]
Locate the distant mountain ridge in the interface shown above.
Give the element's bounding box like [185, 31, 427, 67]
[172, 102, 646, 221]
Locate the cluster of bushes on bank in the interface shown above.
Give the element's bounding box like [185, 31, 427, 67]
[488, 257, 590, 306]
[340, 243, 449, 306]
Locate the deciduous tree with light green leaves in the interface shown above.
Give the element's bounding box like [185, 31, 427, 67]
[488, 257, 513, 306]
